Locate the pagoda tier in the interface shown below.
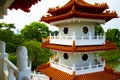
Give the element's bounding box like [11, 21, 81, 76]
[41, 40, 116, 52]
[36, 63, 120, 80]
[40, 0, 118, 23]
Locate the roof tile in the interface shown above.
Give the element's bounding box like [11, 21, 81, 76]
[36, 63, 120, 80]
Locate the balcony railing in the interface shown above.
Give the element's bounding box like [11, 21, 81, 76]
[0, 41, 31, 80]
[50, 32, 105, 46]
[50, 57, 105, 75]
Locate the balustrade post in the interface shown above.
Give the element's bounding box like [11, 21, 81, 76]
[16, 46, 31, 80]
[50, 57, 52, 64]
[103, 60, 105, 67]
[8, 67, 16, 80]
[99, 56, 102, 63]
[89, 32, 92, 39]
[97, 35, 99, 39]
[59, 32, 61, 40]
[59, 61, 61, 69]
[72, 64, 76, 71]
[82, 36, 83, 40]
[89, 62, 92, 69]
[50, 33, 52, 39]
[73, 32, 76, 40]
[103, 33, 105, 44]
[0, 41, 8, 80]
[54, 33, 56, 39]
[96, 54, 99, 62]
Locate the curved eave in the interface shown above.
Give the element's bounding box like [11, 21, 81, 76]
[36, 63, 120, 80]
[9, 0, 40, 12]
[40, 10, 73, 23]
[41, 40, 116, 52]
[48, 0, 108, 15]
[75, 0, 108, 11]
[48, 0, 73, 14]
[75, 10, 118, 22]
[41, 8, 118, 23]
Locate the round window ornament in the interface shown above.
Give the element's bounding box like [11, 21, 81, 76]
[82, 54, 88, 61]
[83, 26, 88, 34]
[63, 27, 68, 34]
[63, 53, 69, 59]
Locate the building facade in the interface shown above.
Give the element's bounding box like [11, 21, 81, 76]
[36, 0, 120, 80]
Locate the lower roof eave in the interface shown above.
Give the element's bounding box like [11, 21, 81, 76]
[41, 40, 116, 52]
[36, 64, 120, 80]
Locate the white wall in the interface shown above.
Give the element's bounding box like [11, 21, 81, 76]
[58, 51, 94, 67]
[57, 22, 95, 37]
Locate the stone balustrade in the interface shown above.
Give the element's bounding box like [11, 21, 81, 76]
[0, 41, 31, 80]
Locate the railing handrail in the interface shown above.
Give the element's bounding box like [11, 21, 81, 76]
[50, 35, 105, 40]
[76, 63, 104, 70]
[0, 41, 31, 80]
[4, 58, 18, 72]
[51, 59, 104, 70]
[50, 57, 105, 75]
[50, 59, 73, 70]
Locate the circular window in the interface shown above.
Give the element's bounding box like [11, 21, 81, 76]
[63, 27, 68, 34]
[83, 27, 88, 34]
[82, 54, 88, 61]
[63, 53, 69, 59]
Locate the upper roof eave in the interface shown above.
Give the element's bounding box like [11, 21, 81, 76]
[50, 18, 105, 25]
[41, 7, 118, 23]
[48, 0, 108, 14]
[75, 0, 108, 10]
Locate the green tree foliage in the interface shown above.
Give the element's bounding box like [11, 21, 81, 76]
[0, 22, 15, 30]
[21, 22, 49, 42]
[23, 40, 52, 70]
[106, 28, 120, 47]
[0, 22, 25, 53]
[95, 25, 104, 35]
[97, 49, 120, 70]
[0, 23, 16, 53]
[49, 30, 59, 36]
[106, 28, 120, 42]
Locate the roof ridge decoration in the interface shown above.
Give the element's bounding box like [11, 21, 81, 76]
[40, 0, 118, 23]
[48, 0, 108, 13]
[9, 0, 40, 12]
[75, 0, 108, 9]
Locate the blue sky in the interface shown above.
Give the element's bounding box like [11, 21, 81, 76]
[0, 0, 120, 32]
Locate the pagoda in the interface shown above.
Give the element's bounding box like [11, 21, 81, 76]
[36, 0, 120, 80]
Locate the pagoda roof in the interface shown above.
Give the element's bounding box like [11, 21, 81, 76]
[9, 0, 40, 12]
[36, 63, 120, 80]
[41, 40, 116, 52]
[48, 0, 108, 14]
[40, 0, 118, 23]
